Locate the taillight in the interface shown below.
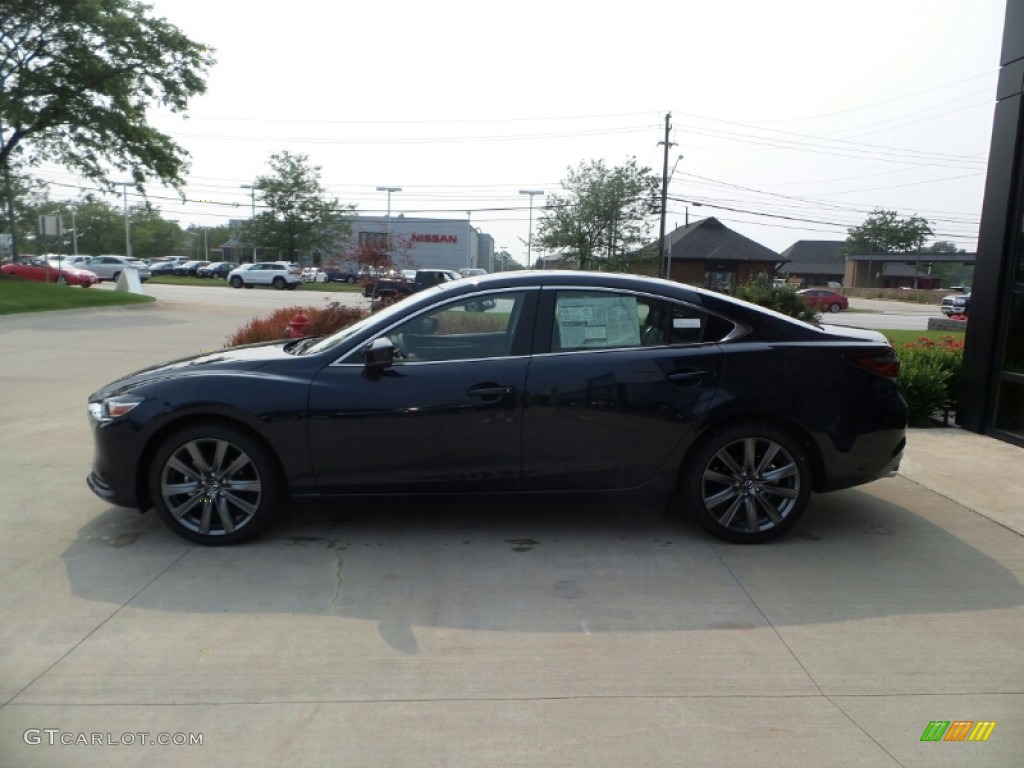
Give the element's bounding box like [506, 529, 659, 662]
[847, 352, 900, 379]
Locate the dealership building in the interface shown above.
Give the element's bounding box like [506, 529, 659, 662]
[344, 215, 494, 273]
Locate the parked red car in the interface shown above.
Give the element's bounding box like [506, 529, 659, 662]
[1, 258, 100, 287]
[797, 288, 848, 313]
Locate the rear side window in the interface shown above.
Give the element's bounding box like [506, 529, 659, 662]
[550, 291, 733, 351]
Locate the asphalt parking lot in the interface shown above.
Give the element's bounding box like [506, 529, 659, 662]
[0, 291, 1021, 767]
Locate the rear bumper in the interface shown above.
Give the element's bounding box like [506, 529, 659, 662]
[817, 431, 906, 493]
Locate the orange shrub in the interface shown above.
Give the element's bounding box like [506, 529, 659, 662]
[226, 303, 367, 347]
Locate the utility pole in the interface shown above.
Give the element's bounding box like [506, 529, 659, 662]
[657, 113, 676, 279]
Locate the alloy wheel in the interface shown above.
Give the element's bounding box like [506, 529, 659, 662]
[158, 437, 263, 538]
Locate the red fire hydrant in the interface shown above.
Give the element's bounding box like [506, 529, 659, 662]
[285, 311, 311, 338]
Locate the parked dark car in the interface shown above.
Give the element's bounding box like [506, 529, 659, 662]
[940, 292, 970, 317]
[174, 260, 210, 277]
[197, 261, 238, 279]
[363, 268, 461, 302]
[322, 267, 360, 283]
[87, 271, 907, 546]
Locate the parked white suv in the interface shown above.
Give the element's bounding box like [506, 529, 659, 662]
[227, 262, 303, 290]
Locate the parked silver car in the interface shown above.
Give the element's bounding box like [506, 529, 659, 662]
[83, 255, 151, 282]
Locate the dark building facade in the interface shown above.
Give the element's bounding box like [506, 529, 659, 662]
[960, 0, 1024, 446]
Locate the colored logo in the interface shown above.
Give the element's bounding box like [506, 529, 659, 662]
[920, 721, 996, 742]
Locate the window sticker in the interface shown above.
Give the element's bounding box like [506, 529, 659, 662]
[557, 295, 641, 348]
[673, 317, 702, 329]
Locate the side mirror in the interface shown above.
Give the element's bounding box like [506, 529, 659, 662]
[362, 336, 395, 374]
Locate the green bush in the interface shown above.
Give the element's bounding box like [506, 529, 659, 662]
[897, 336, 964, 426]
[733, 274, 819, 323]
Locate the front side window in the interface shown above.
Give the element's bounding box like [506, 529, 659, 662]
[384, 292, 527, 363]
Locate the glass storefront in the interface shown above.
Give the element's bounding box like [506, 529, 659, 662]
[994, 206, 1024, 439]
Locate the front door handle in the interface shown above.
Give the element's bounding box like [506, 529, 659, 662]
[667, 369, 712, 384]
[467, 385, 515, 399]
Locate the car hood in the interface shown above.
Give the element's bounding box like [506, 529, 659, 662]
[90, 341, 297, 398]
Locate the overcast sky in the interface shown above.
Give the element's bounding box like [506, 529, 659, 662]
[41, 0, 1008, 263]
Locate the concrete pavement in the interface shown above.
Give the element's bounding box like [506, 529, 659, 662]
[0, 297, 1021, 767]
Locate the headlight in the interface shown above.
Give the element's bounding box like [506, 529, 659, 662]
[88, 394, 144, 424]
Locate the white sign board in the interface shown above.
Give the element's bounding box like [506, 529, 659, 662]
[115, 268, 144, 294]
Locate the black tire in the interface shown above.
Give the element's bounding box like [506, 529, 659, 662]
[111, 271, 121, 282]
[828, 302, 842, 313]
[56, 275, 69, 285]
[81, 283, 91, 288]
[682, 424, 811, 544]
[230, 276, 243, 289]
[286, 283, 297, 290]
[148, 423, 281, 545]
[347, 276, 356, 284]
[272, 276, 286, 290]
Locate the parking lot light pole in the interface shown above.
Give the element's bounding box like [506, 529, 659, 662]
[519, 190, 544, 268]
[240, 183, 257, 261]
[116, 182, 132, 259]
[376, 187, 402, 266]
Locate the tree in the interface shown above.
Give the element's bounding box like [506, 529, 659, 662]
[241, 152, 352, 264]
[128, 203, 186, 258]
[492, 249, 523, 272]
[0, 170, 47, 255]
[1, 0, 213, 258]
[65, 196, 128, 255]
[842, 209, 934, 255]
[842, 209, 936, 288]
[185, 223, 234, 260]
[535, 158, 660, 271]
[922, 241, 963, 254]
[0, 0, 213, 181]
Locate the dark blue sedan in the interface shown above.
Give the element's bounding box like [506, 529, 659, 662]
[87, 271, 907, 545]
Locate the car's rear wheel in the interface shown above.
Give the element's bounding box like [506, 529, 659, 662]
[682, 424, 811, 544]
[828, 302, 842, 313]
[230, 276, 243, 289]
[57, 275, 68, 285]
[273, 277, 286, 290]
[149, 424, 280, 545]
[286, 283, 297, 290]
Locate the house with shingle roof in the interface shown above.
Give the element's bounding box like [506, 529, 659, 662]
[650, 217, 787, 291]
[778, 240, 846, 286]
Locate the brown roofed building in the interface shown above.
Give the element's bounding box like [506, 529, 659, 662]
[656, 217, 787, 292]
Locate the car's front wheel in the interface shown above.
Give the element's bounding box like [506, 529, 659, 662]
[230, 276, 243, 289]
[149, 424, 281, 545]
[682, 424, 811, 544]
